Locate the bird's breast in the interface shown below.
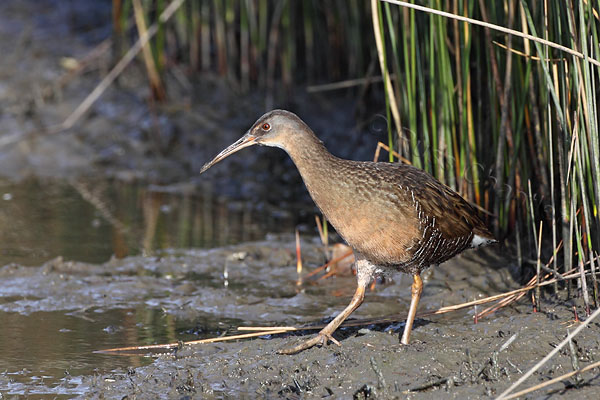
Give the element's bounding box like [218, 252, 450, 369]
[303, 168, 422, 266]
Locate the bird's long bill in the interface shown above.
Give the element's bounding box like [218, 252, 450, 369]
[199, 132, 257, 174]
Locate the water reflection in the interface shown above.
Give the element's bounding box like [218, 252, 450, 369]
[0, 177, 303, 395]
[0, 307, 219, 396]
[0, 177, 296, 266]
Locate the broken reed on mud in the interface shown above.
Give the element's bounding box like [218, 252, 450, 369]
[113, 1, 600, 308]
[98, 258, 599, 350]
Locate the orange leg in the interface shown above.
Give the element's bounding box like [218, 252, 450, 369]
[278, 281, 367, 355]
[400, 274, 423, 345]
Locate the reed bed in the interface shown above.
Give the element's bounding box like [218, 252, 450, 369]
[112, 0, 600, 306]
[371, 0, 600, 312]
[112, 0, 374, 95]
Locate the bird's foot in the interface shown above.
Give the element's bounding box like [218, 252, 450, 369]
[277, 331, 340, 355]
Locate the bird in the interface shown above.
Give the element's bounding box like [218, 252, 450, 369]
[200, 109, 496, 354]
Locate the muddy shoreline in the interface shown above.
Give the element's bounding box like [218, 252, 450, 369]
[77, 241, 600, 399]
[1, 236, 598, 398]
[85, 301, 599, 399]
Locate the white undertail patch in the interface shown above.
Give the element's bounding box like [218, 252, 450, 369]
[470, 234, 495, 248]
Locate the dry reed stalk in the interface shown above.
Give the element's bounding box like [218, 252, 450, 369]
[491, 40, 566, 62]
[476, 241, 563, 319]
[60, 0, 186, 131]
[477, 269, 555, 319]
[314, 215, 327, 247]
[500, 359, 600, 400]
[96, 329, 295, 354]
[381, 0, 600, 67]
[476, 265, 578, 320]
[132, 0, 165, 100]
[237, 326, 297, 331]
[496, 305, 600, 399]
[536, 220, 543, 311]
[371, 0, 403, 148]
[318, 269, 337, 281]
[372, 142, 409, 164]
[406, 268, 591, 322]
[301, 249, 354, 280]
[295, 228, 302, 275]
[306, 75, 390, 93]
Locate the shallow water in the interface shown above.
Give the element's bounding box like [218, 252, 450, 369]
[0, 177, 301, 397]
[0, 177, 297, 266]
[0, 309, 154, 397]
[0, 304, 253, 397]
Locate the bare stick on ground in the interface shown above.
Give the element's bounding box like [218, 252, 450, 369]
[496, 305, 600, 400]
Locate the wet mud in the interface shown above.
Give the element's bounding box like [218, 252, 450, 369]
[2, 236, 598, 398]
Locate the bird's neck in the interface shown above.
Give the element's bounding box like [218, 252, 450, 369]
[281, 131, 342, 215]
[282, 131, 337, 180]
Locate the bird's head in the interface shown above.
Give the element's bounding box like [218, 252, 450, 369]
[200, 109, 307, 174]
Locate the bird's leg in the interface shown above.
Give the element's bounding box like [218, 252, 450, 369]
[278, 258, 375, 355]
[278, 283, 366, 355]
[401, 273, 423, 345]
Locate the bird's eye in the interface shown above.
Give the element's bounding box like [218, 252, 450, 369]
[261, 123, 271, 131]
